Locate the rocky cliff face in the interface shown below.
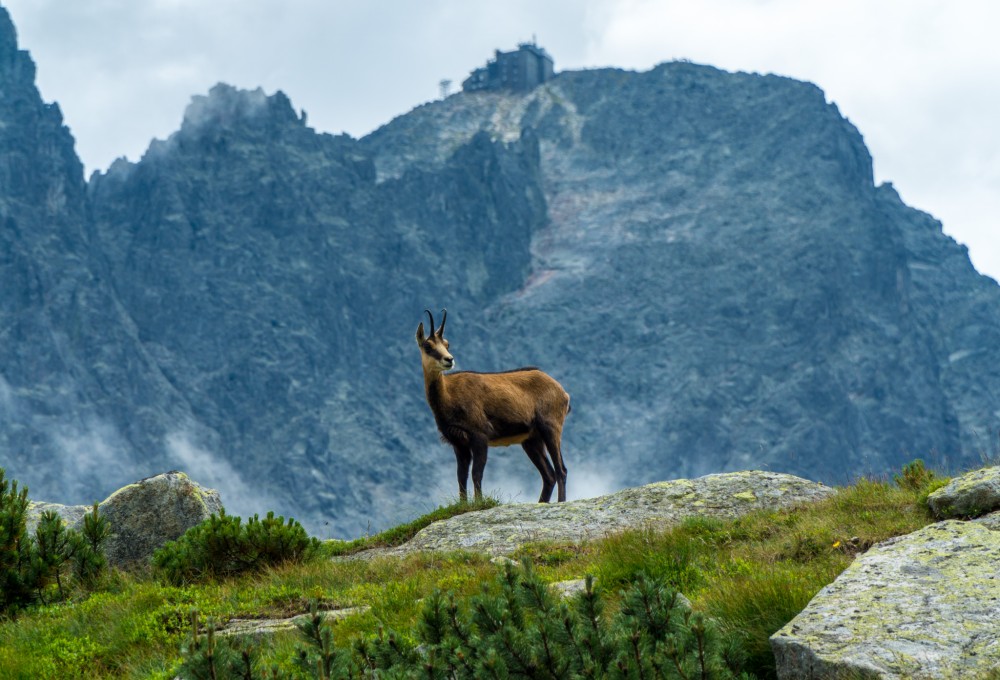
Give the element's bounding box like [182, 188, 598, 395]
[363, 63, 992, 487]
[86, 81, 546, 533]
[0, 8, 197, 505]
[2, 6, 998, 537]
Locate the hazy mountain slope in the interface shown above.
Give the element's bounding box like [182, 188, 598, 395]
[87, 84, 546, 534]
[2, 1, 998, 537]
[363, 62, 994, 486]
[0, 8, 198, 502]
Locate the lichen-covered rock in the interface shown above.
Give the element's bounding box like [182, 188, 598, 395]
[384, 471, 833, 557]
[220, 606, 368, 637]
[771, 521, 1000, 679]
[972, 510, 1000, 531]
[926, 466, 1000, 518]
[27, 471, 222, 568]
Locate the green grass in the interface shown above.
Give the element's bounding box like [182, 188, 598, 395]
[0, 466, 946, 679]
[324, 495, 501, 556]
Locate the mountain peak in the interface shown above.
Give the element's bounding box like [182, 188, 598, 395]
[0, 6, 36, 87]
[179, 83, 301, 136]
[0, 6, 16, 54]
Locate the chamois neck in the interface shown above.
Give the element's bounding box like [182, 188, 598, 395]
[423, 366, 447, 409]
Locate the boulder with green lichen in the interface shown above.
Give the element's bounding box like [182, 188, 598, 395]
[367, 471, 834, 558]
[26, 471, 222, 569]
[926, 465, 1000, 518]
[770, 520, 1000, 679]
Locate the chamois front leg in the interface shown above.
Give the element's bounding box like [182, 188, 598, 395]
[470, 435, 489, 503]
[453, 445, 472, 503]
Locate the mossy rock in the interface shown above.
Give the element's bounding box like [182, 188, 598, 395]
[385, 471, 834, 557]
[27, 471, 223, 568]
[771, 521, 1000, 678]
[926, 466, 1000, 518]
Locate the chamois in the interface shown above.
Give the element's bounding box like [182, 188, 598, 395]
[416, 309, 571, 503]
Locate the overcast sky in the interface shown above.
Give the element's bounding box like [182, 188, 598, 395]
[4, 0, 998, 281]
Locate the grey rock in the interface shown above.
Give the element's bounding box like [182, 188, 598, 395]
[219, 606, 369, 637]
[27, 471, 223, 568]
[770, 521, 1000, 679]
[926, 466, 1000, 518]
[383, 471, 833, 556]
[550, 578, 588, 598]
[972, 510, 1000, 531]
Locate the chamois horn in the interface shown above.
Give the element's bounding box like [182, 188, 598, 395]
[424, 309, 435, 336]
[439, 308, 447, 336]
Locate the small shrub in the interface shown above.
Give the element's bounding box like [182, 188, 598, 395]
[395, 560, 744, 678]
[1, 467, 36, 614]
[177, 610, 256, 680]
[294, 601, 357, 679]
[153, 510, 322, 585]
[893, 459, 938, 492]
[71, 503, 111, 588]
[1, 468, 110, 616]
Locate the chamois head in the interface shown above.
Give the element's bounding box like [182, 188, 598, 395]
[416, 308, 454, 373]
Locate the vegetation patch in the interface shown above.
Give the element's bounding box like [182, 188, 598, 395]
[152, 510, 322, 585]
[0, 463, 948, 678]
[324, 496, 501, 556]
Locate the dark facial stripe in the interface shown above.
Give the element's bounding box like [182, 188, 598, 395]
[423, 344, 449, 361]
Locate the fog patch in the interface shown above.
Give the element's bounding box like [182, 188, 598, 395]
[0, 374, 21, 418]
[565, 463, 623, 501]
[426, 451, 627, 506]
[180, 83, 270, 133]
[47, 416, 134, 505]
[166, 431, 278, 521]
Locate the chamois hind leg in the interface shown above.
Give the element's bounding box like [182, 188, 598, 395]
[522, 434, 556, 503]
[538, 423, 567, 502]
[453, 446, 472, 503]
[470, 436, 489, 503]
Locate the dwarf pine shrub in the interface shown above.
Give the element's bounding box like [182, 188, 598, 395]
[178, 560, 747, 679]
[71, 503, 111, 588]
[153, 509, 322, 585]
[1, 469, 110, 616]
[177, 611, 257, 680]
[1, 468, 36, 614]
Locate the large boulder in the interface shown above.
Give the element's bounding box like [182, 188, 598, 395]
[770, 521, 1000, 679]
[926, 465, 1000, 518]
[27, 471, 223, 568]
[380, 471, 834, 557]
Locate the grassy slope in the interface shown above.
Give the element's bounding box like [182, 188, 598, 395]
[0, 468, 946, 679]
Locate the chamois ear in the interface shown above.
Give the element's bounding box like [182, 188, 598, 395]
[438, 308, 447, 337]
[416, 322, 426, 344]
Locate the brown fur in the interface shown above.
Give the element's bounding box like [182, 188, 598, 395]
[416, 309, 570, 503]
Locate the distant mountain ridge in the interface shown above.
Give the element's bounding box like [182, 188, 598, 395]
[1, 6, 998, 537]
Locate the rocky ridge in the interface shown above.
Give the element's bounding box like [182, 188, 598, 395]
[374, 470, 834, 557]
